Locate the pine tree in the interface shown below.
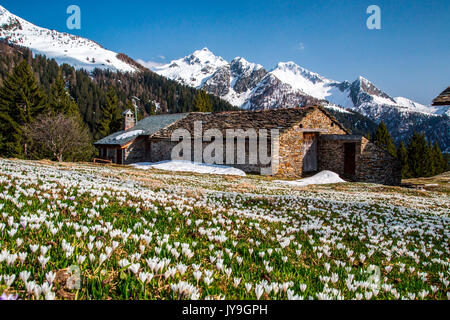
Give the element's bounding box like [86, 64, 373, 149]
[48, 71, 80, 118]
[374, 121, 397, 157]
[0, 61, 47, 158]
[407, 132, 429, 178]
[442, 153, 450, 173]
[430, 142, 444, 176]
[397, 142, 410, 179]
[98, 86, 121, 138]
[194, 90, 213, 112]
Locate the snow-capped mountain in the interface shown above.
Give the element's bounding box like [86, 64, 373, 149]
[153, 48, 228, 88]
[0, 5, 141, 73]
[154, 48, 449, 151]
[153, 48, 447, 116]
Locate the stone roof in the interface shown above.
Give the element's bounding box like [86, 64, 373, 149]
[95, 106, 350, 146]
[152, 106, 350, 139]
[432, 87, 450, 106]
[94, 113, 190, 146]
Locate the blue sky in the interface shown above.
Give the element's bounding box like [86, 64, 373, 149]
[3, 0, 449, 105]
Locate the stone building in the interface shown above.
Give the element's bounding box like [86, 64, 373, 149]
[432, 87, 450, 107]
[94, 106, 401, 185]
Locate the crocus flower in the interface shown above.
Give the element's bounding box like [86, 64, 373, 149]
[0, 293, 18, 300]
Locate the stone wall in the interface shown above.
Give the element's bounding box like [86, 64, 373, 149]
[357, 137, 402, 185]
[318, 135, 363, 178]
[277, 108, 347, 178]
[318, 135, 401, 186]
[148, 138, 272, 174]
[123, 137, 150, 165]
[149, 140, 177, 163]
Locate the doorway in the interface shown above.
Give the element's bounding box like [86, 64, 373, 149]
[116, 149, 123, 165]
[303, 133, 318, 172]
[344, 143, 356, 176]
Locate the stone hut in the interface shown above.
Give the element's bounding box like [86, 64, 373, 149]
[432, 87, 450, 106]
[94, 106, 401, 185]
[94, 113, 189, 164]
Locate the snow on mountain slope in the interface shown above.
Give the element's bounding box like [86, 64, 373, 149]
[269, 62, 334, 99]
[154, 48, 442, 118]
[0, 5, 140, 73]
[395, 97, 450, 116]
[153, 48, 228, 88]
[205, 57, 268, 107]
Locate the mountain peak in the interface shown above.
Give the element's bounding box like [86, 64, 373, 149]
[273, 62, 329, 82]
[0, 5, 139, 73]
[357, 76, 371, 85]
[186, 48, 227, 65]
[231, 57, 264, 73]
[274, 61, 300, 71]
[192, 47, 217, 57]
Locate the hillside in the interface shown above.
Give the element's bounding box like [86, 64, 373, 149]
[0, 5, 141, 73]
[0, 41, 236, 140]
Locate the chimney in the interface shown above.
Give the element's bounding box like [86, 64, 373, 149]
[123, 109, 135, 131]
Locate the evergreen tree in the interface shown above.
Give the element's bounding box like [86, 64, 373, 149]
[98, 86, 121, 138]
[443, 153, 450, 173]
[0, 61, 47, 157]
[407, 132, 429, 178]
[374, 121, 397, 157]
[397, 142, 411, 179]
[48, 71, 80, 118]
[194, 90, 213, 112]
[430, 142, 444, 176]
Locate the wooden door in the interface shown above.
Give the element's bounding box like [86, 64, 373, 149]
[116, 149, 123, 165]
[344, 143, 356, 176]
[303, 133, 318, 172]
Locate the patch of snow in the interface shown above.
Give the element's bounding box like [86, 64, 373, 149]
[131, 160, 246, 176]
[269, 62, 333, 99]
[324, 104, 352, 114]
[231, 57, 264, 75]
[276, 170, 346, 187]
[115, 130, 144, 141]
[325, 85, 354, 110]
[394, 97, 449, 116]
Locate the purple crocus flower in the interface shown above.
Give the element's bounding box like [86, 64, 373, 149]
[0, 293, 19, 300]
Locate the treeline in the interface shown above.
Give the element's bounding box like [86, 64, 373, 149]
[0, 41, 237, 142]
[326, 108, 379, 137]
[373, 121, 449, 179]
[0, 59, 94, 161]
